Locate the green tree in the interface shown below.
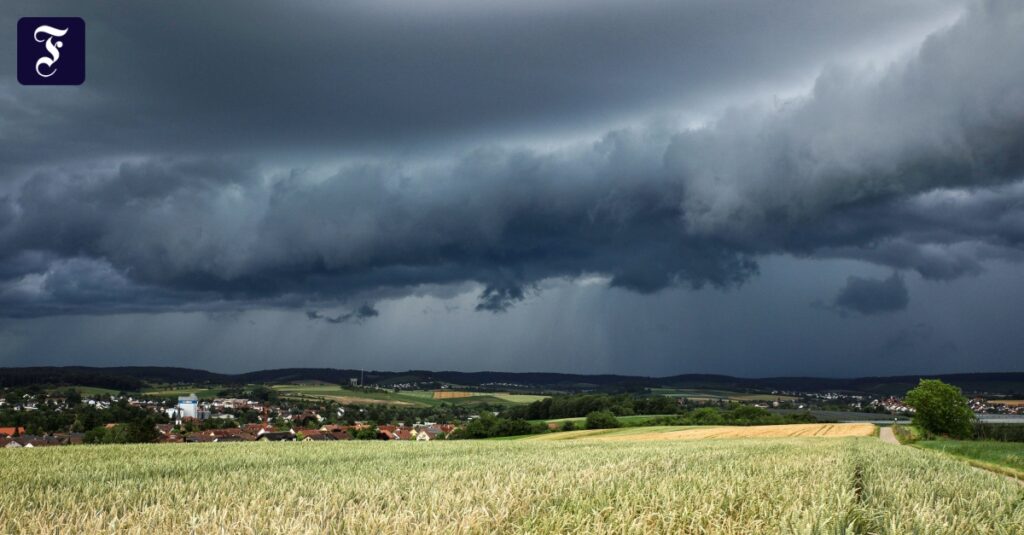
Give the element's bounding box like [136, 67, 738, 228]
[904, 379, 975, 438]
[687, 407, 724, 425]
[585, 411, 620, 430]
[352, 427, 381, 440]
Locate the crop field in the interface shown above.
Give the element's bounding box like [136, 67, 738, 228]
[530, 414, 678, 427]
[272, 384, 428, 405]
[988, 399, 1024, 407]
[46, 385, 124, 396]
[273, 384, 546, 407]
[650, 388, 799, 402]
[431, 390, 475, 399]
[526, 423, 875, 442]
[140, 386, 225, 398]
[2, 437, 1022, 534]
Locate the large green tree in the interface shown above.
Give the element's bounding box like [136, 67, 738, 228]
[904, 379, 975, 438]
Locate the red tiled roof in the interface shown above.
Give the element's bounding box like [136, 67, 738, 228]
[0, 427, 24, 436]
[208, 428, 245, 437]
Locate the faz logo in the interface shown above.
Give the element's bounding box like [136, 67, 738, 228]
[17, 17, 85, 85]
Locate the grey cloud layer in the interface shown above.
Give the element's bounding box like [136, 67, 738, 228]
[2, 1, 1023, 317]
[833, 273, 909, 315]
[0, 0, 958, 163]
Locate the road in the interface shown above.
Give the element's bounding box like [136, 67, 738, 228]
[878, 426, 900, 445]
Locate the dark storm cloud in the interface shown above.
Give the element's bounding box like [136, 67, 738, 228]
[0, 0, 959, 161]
[476, 284, 529, 313]
[2, 1, 1023, 318]
[306, 303, 379, 324]
[832, 273, 909, 315]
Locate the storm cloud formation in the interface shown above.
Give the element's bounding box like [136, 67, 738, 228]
[0, 1, 1022, 374]
[833, 273, 909, 316]
[2, 0, 1022, 317]
[306, 304, 379, 325]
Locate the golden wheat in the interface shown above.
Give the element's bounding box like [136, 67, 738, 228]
[0, 437, 1019, 534]
[597, 423, 876, 441]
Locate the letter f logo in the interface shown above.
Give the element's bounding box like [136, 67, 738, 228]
[33, 25, 69, 78]
[18, 17, 85, 85]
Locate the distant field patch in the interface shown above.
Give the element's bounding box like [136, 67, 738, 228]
[491, 393, 549, 403]
[651, 388, 798, 402]
[988, 399, 1024, 407]
[432, 391, 474, 399]
[535, 414, 676, 426]
[47, 385, 123, 396]
[428, 391, 547, 403]
[271, 385, 541, 406]
[141, 386, 223, 398]
[531, 423, 875, 442]
[273, 385, 423, 406]
[524, 426, 690, 441]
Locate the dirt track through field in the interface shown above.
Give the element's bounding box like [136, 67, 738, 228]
[879, 427, 900, 445]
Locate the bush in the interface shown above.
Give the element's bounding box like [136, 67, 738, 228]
[688, 407, 725, 425]
[904, 379, 975, 439]
[585, 411, 620, 429]
[448, 413, 542, 439]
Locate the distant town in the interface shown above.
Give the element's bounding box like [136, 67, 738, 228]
[2, 372, 1022, 448]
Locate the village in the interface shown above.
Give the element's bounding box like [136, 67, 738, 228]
[0, 391, 462, 448]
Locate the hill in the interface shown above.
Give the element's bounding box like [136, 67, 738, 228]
[2, 366, 1024, 396]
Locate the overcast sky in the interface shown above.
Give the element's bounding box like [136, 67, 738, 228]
[2, 0, 1023, 377]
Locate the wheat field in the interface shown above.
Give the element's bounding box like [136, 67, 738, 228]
[529, 423, 876, 442]
[599, 423, 876, 441]
[0, 437, 1021, 534]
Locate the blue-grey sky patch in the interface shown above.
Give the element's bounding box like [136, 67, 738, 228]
[833, 273, 909, 316]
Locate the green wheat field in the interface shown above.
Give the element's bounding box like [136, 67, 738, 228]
[1, 437, 1022, 534]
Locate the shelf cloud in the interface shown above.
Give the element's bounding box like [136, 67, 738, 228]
[0, 0, 1021, 375]
[2, 1, 1021, 317]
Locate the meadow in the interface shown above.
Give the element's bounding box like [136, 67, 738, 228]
[529, 414, 678, 427]
[1, 435, 1022, 534]
[916, 439, 1024, 480]
[649, 387, 798, 402]
[271, 384, 545, 407]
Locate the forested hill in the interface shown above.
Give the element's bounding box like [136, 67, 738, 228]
[2, 366, 1024, 395]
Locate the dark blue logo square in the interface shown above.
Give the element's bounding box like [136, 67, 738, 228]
[17, 17, 85, 86]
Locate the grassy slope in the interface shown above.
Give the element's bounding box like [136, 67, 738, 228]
[519, 425, 692, 441]
[46, 385, 124, 396]
[141, 386, 225, 399]
[650, 387, 798, 402]
[273, 385, 436, 406]
[916, 439, 1024, 480]
[530, 414, 677, 426]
